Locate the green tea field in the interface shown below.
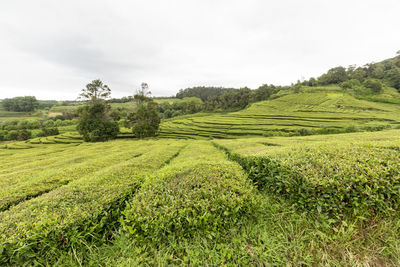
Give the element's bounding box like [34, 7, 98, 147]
[159, 86, 400, 139]
[1, 129, 400, 265]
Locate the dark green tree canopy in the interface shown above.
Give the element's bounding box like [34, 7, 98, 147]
[127, 83, 161, 138]
[363, 78, 383, 93]
[77, 103, 119, 142]
[301, 51, 400, 92]
[129, 102, 160, 138]
[2, 96, 38, 112]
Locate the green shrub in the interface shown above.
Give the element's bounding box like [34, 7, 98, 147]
[4, 130, 32, 141]
[315, 128, 342, 135]
[43, 120, 55, 127]
[298, 128, 312, 136]
[39, 127, 59, 137]
[214, 142, 400, 220]
[121, 143, 257, 242]
[340, 79, 362, 90]
[363, 78, 383, 93]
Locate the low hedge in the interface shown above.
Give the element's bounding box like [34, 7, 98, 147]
[214, 142, 400, 220]
[121, 143, 258, 242]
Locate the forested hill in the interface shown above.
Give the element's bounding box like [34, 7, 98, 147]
[171, 53, 400, 115]
[302, 53, 400, 90]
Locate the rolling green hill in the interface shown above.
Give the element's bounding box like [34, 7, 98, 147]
[159, 85, 400, 139]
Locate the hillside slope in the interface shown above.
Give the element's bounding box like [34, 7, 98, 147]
[159, 86, 400, 139]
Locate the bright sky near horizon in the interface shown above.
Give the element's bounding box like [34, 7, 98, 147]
[0, 0, 399, 100]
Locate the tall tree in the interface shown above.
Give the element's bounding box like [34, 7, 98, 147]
[76, 80, 119, 142]
[134, 82, 152, 106]
[129, 102, 161, 138]
[128, 83, 161, 138]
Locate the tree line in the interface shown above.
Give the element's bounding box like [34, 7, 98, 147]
[159, 84, 287, 119]
[2, 96, 39, 112]
[300, 52, 400, 92]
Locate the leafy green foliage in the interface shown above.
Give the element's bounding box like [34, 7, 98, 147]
[339, 79, 361, 90]
[129, 102, 160, 138]
[38, 127, 59, 137]
[318, 66, 348, 85]
[157, 97, 204, 118]
[77, 102, 119, 142]
[303, 52, 400, 92]
[175, 85, 282, 112]
[76, 80, 119, 142]
[2, 96, 38, 112]
[0, 129, 32, 141]
[388, 67, 400, 89]
[214, 130, 400, 219]
[363, 78, 383, 93]
[0, 140, 185, 265]
[79, 79, 111, 103]
[121, 142, 257, 242]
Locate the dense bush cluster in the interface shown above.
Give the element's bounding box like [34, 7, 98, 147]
[0, 129, 31, 141]
[2, 96, 38, 112]
[0, 119, 76, 141]
[0, 119, 74, 131]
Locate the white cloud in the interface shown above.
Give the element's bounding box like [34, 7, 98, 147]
[0, 0, 399, 99]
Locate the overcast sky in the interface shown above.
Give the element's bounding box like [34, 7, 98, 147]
[0, 0, 399, 100]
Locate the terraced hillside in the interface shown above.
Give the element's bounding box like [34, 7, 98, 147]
[159, 86, 400, 139]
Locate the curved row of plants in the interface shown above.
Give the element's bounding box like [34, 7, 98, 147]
[121, 142, 258, 243]
[0, 140, 184, 265]
[213, 137, 400, 220]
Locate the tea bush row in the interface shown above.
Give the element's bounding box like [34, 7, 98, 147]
[0, 140, 185, 265]
[213, 138, 400, 220]
[0, 141, 153, 211]
[121, 142, 258, 243]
